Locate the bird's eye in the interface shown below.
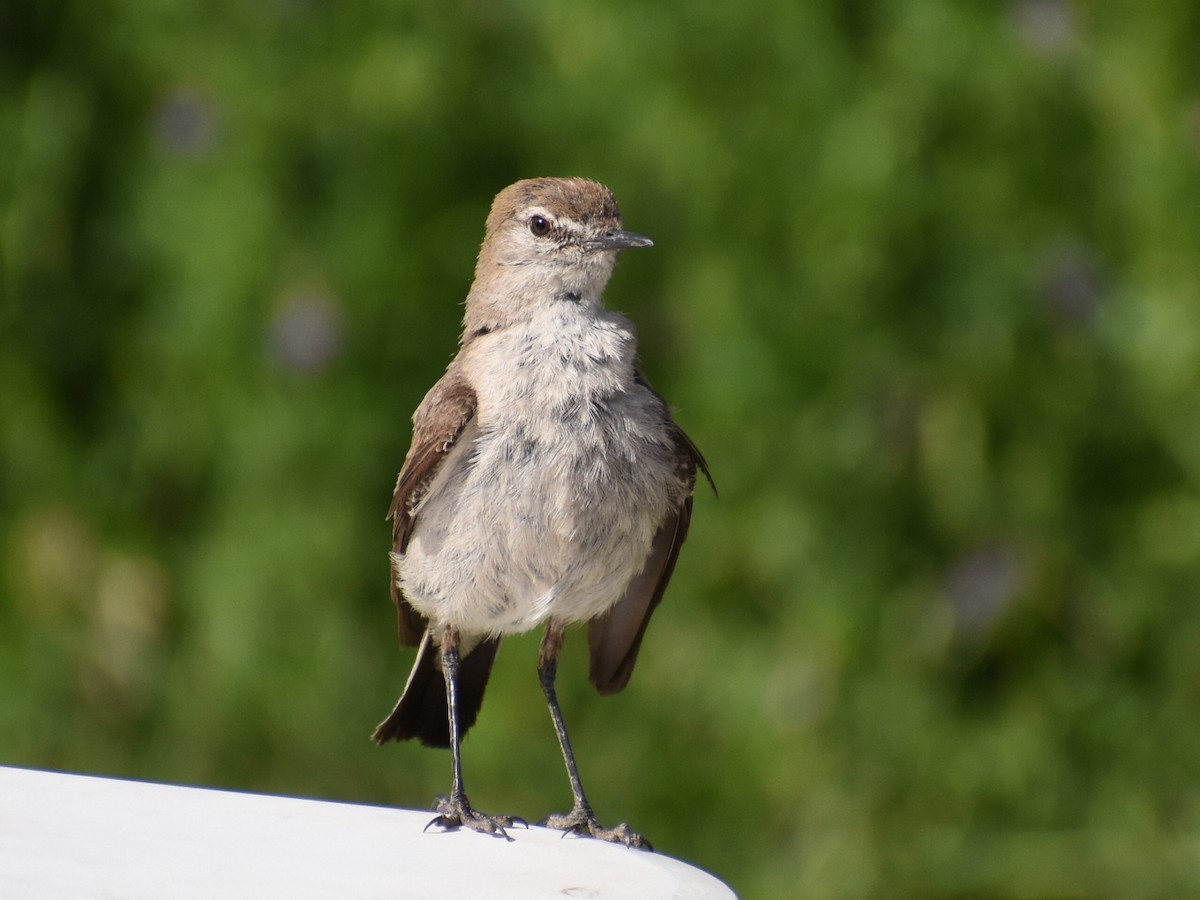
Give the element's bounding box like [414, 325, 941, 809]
[529, 215, 551, 237]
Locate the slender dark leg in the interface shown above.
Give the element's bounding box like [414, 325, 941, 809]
[426, 625, 523, 838]
[536, 619, 651, 850]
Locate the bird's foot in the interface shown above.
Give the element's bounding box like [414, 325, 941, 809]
[538, 805, 652, 850]
[425, 793, 526, 840]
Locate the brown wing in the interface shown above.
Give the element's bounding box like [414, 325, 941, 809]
[387, 368, 478, 645]
[629, 368, 715, 496]
[588, 495, 694, 694]
[587, 373, 713, 693]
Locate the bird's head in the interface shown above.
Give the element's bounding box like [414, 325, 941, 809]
[464, 177, 652, 336]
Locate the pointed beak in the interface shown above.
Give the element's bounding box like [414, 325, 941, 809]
[585, 229, 654, 251]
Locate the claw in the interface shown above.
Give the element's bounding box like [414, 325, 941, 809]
[538, 807, 652, 850]
[426, 794, 527, 840]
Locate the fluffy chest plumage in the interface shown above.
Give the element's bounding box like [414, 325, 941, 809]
[398, 306, 681, 634]
[472, 307, 651, 474]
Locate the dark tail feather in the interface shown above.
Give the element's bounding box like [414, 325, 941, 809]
[372, 632, 500, 748]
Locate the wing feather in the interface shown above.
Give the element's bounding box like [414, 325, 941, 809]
[387, 368, 477, 645]
[587, 371, 713, 693]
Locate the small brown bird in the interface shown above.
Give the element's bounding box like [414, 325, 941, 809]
[373, 177, 712, 849]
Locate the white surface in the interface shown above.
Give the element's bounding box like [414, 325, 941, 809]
[0, 766, 735, 899]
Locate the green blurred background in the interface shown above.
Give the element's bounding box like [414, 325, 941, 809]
[3, 1, 1200, 895]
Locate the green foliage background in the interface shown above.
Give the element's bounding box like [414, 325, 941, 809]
[4, 1, 1200, 895]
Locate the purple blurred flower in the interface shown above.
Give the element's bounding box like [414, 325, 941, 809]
[1039, 239, 1101, 328]
[1012, 0, 1077, 57]
[944, 543, 1026, 639]
[154, 89, 217, 158]
[268, 292, 344, 375]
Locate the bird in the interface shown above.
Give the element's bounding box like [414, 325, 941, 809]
[372, 177, 713, 850]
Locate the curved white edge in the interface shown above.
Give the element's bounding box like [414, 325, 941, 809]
[0, 766, 737, 899]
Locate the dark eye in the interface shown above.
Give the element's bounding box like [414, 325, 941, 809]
[529, 215, 551, 237]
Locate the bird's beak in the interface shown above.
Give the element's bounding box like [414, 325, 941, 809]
[586, 230, 654, 251]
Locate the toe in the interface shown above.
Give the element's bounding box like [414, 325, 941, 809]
[425, 796, 521, 839]
[538, 810, 652, 850]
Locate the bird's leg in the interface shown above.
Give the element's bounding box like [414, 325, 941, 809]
[427, 625, 523, 839]
[536, 619, 651, 850]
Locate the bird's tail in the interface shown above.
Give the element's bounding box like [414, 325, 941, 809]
[372, 631, 500, 748]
